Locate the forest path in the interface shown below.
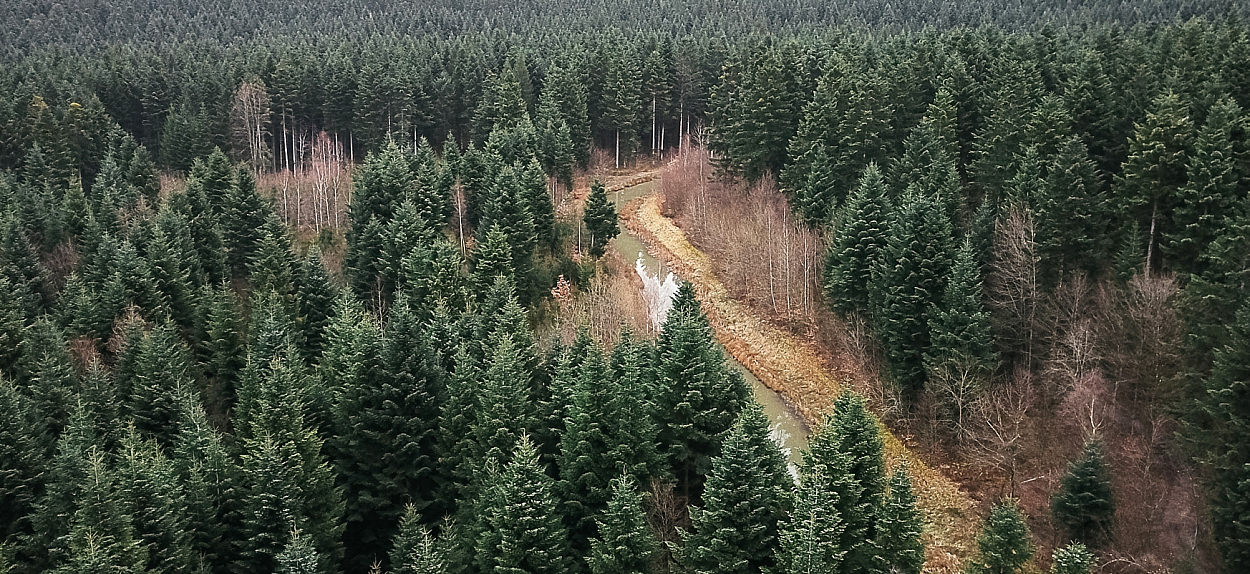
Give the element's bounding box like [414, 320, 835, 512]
[620, 189, 979, 572]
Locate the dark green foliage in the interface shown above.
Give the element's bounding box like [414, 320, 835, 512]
[1203, 300, 1250, 570]
[825, 163, 892, 318]
[122, 323, 196, 447]
[712, 44, 806, 181]
[1050, 543, 1094, 574]
[969, 500, 1033, 574]
[389, 506, 447, 574]
[474, 436, 573, 574]
[924, 240, 997, 402]
[583, 180, 619, 257]
[172, 390, 234, 573]
[221, 166, 270, 273]
[872, 191, 955, 397]
[0, 378, 45, 543]
[878, 463, 925, 574]
[51, 448, 148, 574]
[587, 475, 659, 574]
[1051, 439, 1115, 547]
[293, 248, 338, 357]
[1035, 136, 1109, 279]
[678, 402, 792, 574]
[655, 282, 750, 499]
[1115, 90, 1192, 273]
[115, 427, 196, 573]
[276, 529, 322, 574]
[1168, 96, 1244, 274]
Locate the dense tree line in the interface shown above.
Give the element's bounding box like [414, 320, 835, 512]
[707, 18, 1250, 573]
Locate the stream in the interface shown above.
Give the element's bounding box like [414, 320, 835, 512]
[610, 180, 811, 467]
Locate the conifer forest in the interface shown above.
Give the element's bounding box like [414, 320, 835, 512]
[3, 1, 1250, 573]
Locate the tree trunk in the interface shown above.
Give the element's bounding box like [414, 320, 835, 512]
[1145, 199, 1158, 276]
[615, 129, 621, 169]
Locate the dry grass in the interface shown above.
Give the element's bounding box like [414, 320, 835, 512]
[624, 192, 979, 572]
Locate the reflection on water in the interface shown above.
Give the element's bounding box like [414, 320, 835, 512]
[615, 184, 810, 467]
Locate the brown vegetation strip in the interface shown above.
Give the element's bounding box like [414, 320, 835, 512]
[623, 192, 979, 572]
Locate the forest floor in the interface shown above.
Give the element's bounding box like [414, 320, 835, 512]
[617, 189, 981, 572]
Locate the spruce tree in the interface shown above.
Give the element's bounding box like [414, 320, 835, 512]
[1050, 543, 1093, 574]
[583, 179, 619, 257]
[172, 390, 233, 574]
[969, 500, 1033, 574]
[472, 225, 515, 293]
[878, 463, 925, 574]
[221, 166, 270, 274]
[51, 448, 148, 574]
[825, 163, 892, 318]
[1201, 300, 1250, 570]
[123, 322, 196, 447]
[678, 402, 792, 574]
[1035, 136, 1108, 279]
[1051, 439, 1115, 547]
[0, 378, 45, 543]
[587, 475, 659, 574]
[471, 330, 538, 476]
[474, 436, 573, 574]
[293, 247, 338, 358]
[115, 427, 196, 573]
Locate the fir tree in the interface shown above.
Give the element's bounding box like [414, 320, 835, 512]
[1200, 300, 1250, 570]
[1051, 439, 1115, 547]
[474, 436, 573, 574]
[221, 166, 270, 274]
[678, 402, 792, 574]
[924, 240, 997, 411]
[51, 448, 148, 574]
[389, 505, 446, 574]
[655, 282, 750, 499]
[1050, 543, 1093, 574]
[172, 390, 233, 574]
[275, 529, 321, 574]
[583, 179, 619, 257]
[587, 475, 659, 574]
[872, 191, 955, 397]
[115, 427, 196, 573]
[1168, 96, 1243, 274]
[293, 247, 338, 358]
[123, 323, 196, 447]
[0, 378, 45, 543]
[878, 463, 925, 574]
[1115, 90, 1192, 274]
[969, 500, 1033, 574]
[825, 163, 892, 318]
[771, 466, 847, 574]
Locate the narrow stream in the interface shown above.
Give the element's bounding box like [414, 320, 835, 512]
[610, 180, 811, 466]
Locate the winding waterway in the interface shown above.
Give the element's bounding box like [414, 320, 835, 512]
[609, 180, 811, 466]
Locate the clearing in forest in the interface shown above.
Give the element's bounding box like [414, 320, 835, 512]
[624, 190, 980, 572]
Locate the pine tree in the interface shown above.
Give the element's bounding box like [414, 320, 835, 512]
[1050, 543, 1093, 574]
[872, 191, 955, 397]
[969, 500, 1033, 574]
[587, 475, 659, 574]
[825, 163, 892, 318]
[1201, 298, 1250, 570]
[474, 436, 573, 574]
[655, 282, 750, 499]
[878, 463, 925, 574]
[771, 466, 846, 574]
[1051, 439, 1115, 547]
[678, 402, 792, 574]
[389, 505, 446, 574]
[583, 180, 619, 257]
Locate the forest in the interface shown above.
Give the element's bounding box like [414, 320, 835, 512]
[1, 0, 1249, 573]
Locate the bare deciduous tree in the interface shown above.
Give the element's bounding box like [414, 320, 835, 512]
[987, 207, 1041, 370]
[230, 78, 271, 171]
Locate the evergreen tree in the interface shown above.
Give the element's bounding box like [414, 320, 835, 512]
[389, 506, 446, 574]
[172, 390, 233, 574]
[969, 500, 1033, 574]
[115, 427, 196, 573]
[1200, 300, 1250, 570]
[474, 436, 573, 574]
[122, 323, 196, 447]
[1050, 543, 1093, 574]
[878, 463, 925, 574]
[1168, 96, 1244, 274]
[771, 466, 846, 574]
[1051, 439, 1115, 547]
[293, 247, 338, 358]
[872, 191, 955, 397]
[0, 378, 45, 543]
[275, 529, 321, 574]
[678, 402, 792, 574]
[655, 282, 750, 499]
[51, 448, 148, 574]
[587, 475, 659, 574]
[825, 163, 892, 318]
[1035, 136, 1108, 279]
[599, 45, 643, 168]
[583, 180, 619, 257]
[471, 330, 538, 476]
[221, 166, 270, 274]
[924, 240, 997, 409]
[1115, 90, 1192, 273]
